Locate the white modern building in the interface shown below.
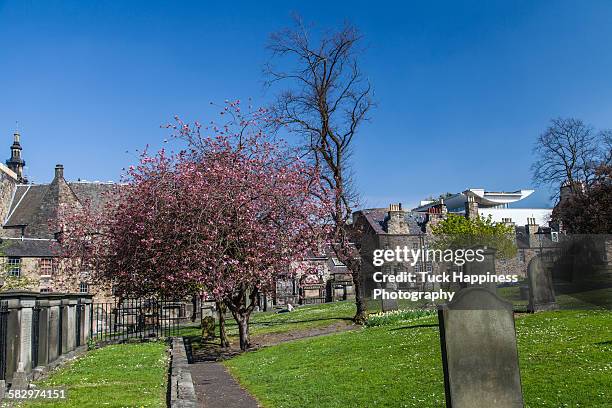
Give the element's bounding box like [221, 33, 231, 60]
[413, 188, 552, 226]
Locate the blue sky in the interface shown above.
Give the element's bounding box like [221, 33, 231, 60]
[1, 1, 611, 209]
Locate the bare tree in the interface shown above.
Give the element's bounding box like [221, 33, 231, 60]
[265, 17, 374, 323]
[532, 117, 609, 197]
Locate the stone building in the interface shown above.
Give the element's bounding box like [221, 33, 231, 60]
[354, 190, 561, 306]
[0, 132, 114, 300]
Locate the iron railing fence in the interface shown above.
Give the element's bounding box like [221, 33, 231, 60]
[91, 298, 187, 342]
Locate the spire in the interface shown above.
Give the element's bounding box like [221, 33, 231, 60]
[6, 127, 27, 183]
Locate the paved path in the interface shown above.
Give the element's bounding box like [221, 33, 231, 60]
[188, 321, 356, 407]
[190, 361, 260, 408]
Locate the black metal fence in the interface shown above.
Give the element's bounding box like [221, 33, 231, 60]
[0, 300, 8, 381]
[91, 298, 186, 342]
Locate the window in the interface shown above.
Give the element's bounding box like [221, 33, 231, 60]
[7, 257, 21, 277]
[551, 232, 559, 243]
[502, 218, 512, 223]
[40, 258, 54, 276]
[79, 282, 89, 293]
[40, 288, 52, 293]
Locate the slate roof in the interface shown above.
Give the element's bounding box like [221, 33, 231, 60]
[3, 179, 116, 240]
[0, 238, 55, 257]
[68, 182, 116, 212]
[357, 208, 426, 235]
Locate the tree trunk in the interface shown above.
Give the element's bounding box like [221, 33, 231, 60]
[352, 268, 367, 324]
[190, 295, 198, 322]
[236, 315, 250, 351]
[217, 301, 229, 348]
[227, 286, 258, 351]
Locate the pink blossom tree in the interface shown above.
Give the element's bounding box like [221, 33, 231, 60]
[58, 102, 331, 350]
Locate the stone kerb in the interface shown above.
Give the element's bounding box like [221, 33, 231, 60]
[169, 337, 198, 408]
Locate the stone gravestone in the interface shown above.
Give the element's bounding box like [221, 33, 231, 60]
[438, 287, 524, 408]
[461, 247, 497, 293]
[200, 305, 216, 340]
[527, 255, 558, 312]
[381, 265, 398, 312]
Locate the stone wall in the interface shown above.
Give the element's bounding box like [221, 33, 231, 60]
[0, 291, 92, 391]
[0, 165, 17, 223]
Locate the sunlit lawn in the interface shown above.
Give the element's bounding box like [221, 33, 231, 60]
[225, 309, 612, 407]
[22, 341, 168, 408]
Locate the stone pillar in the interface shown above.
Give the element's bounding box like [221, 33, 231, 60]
[47, 298, 62, 363]
[3, 297, 20, 383]
[81, 296, 92, 343]
[36, 297, 50, 367]
[61, 299, 70, 354]
[0, 291, 39, 383]
[18, 297, 36, 373]
[66, 297, 78, 352]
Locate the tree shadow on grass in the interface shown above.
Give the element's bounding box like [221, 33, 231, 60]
[389, 323, 438, 331]
[248, 316, 354, 328]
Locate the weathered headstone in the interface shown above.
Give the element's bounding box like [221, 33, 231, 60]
[527, 255, 558, 312]
[381, 265, 398, 312]
[200, 305, 215, 340]
[438, 287, 524, 408]
[461, 247, 497, 293]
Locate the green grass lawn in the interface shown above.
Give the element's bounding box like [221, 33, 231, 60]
[497, 284, 612, 311]
[179, 301, 356, 349]
[22, 341, 168, 408]
[224, 309, 612, 407]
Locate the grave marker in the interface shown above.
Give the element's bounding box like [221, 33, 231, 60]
[438, 287, 523, 408]
[527, 255, 558, 312]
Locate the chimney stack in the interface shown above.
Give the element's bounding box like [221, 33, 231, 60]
[387, 203, 409, 234]
[464, 194, 479, 219]
[55, 164, 64, 179]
